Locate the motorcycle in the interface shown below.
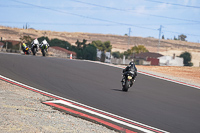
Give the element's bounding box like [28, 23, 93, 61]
[121, 71, 135, 91]
[23, 46, 31, 55]
[31, 44, 38, 56]
[41, 44, 48, 56]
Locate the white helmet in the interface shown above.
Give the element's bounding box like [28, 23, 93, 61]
[43, 39, 47, 44]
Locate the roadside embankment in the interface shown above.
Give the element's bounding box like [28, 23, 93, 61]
[0, 80, 117, 133]
[137, 65, 200, 87]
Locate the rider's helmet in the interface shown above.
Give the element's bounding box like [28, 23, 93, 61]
[22, 41, 25, 45]
[22, 42, 26, 48]
[129, 61, 134, 65]
[129, 60, 135, 68]
[33, 38, 38, 43]
[43, 39, 47, 44]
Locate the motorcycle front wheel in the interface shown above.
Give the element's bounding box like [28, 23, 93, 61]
[42, 49, 46, 56]
[122, 80, 130, 92]
[32, 47, 37, 55]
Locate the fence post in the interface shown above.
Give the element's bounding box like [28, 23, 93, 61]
[6, 42, 7, 50]
[123, 55, 125, 64]
[19, 43, 21, 51]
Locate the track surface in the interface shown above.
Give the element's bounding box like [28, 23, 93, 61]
[1, 53, 200, 133]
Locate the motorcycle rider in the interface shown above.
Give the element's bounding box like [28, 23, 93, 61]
[40, 39, 49, 51]
[22, 41, 27, 52]
[21, 41, 30, 54]
[121, 60, 137, 86]
[31, 38, 39, 51]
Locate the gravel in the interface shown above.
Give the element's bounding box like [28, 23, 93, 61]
[0, 80, 117, 133]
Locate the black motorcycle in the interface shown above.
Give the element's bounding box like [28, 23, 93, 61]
[31, 44, 38, 56]
[121, 71, 135, 91]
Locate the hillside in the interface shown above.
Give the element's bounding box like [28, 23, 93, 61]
[0, 26, 199, 66]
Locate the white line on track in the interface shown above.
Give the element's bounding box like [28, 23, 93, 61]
[45, 100, 156, 133]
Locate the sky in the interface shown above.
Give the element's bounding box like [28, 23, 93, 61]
[0, 0, 200, 43]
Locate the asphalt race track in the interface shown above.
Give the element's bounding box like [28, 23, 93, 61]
[0, 53, 200, 133]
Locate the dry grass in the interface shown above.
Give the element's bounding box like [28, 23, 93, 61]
[137, 65, 200, 85]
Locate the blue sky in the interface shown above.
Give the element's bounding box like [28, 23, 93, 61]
[0, 0, 200, 42]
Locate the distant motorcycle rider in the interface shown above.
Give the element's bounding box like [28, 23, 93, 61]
[31, 38, 40, 51]
[122, 60, 137, 85]
[21, 41, 30, 54]
[22, 41, 27, 52]
[40, 39, 49, 51]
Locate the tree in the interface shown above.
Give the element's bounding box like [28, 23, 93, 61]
[124, 49, 132, 59]
[112, 45, 149, 59]
[179, 51, 193, 66]
[75, 39, 84, 59]
[174, 36, 178, 40]
[104, 41, 112, 52]
[50, 38, 71, 50]
[74, 39, 97, 60]
[178, 34, 187, 41]
[83, 44, 97, 61]
[92, 40, 112, 62]
[74, 39, 88, 59]
[112, 51, 121, 58]
[131, 45, 149, 54]
[162, 35, 165, 39]
[92, 40, 112, 52]
[92, 40, 104, 51]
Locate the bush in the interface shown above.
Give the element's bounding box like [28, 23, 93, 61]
[112, 51, 121, 58]
[179, 51, 193, 66]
